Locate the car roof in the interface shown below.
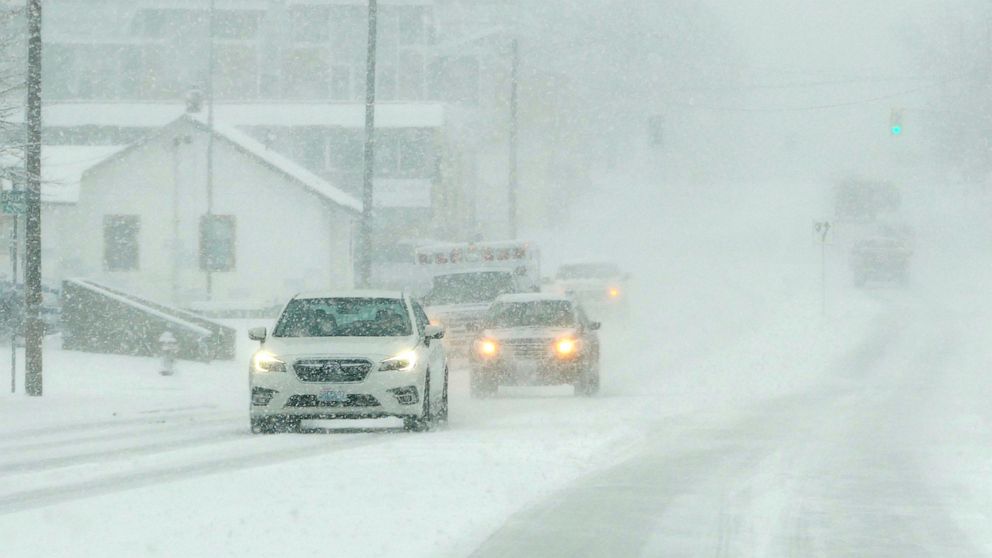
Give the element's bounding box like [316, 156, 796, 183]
[495, 293, 572, 304]
[294, 290, 406, 301]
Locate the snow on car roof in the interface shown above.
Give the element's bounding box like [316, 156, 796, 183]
[294, 290, 406, 300]
[495, 293, 572, 304]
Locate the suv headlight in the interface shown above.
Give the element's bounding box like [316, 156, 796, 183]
[252, 350, 286, 373]
[380, 350, 417, 372]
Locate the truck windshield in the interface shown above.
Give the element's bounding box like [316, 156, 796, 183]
[486, 301, 576, 328]
[425, 272, 517, 306]
[273, 298, 412, 337]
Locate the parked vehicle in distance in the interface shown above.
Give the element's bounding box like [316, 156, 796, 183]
[469, 293, 601, 398]
[551, 262, 629, 320]
[0, 281, 62, 339]
[248, 291, 447, 433]
[849, 236, 912, 287]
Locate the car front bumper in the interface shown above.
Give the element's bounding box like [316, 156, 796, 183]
[250, 368, 427, 420]
[472, 357, 584, 386]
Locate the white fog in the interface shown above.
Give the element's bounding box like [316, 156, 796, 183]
[1, 1, 991, 556]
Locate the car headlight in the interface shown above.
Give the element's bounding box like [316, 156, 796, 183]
[476, 338, 499, 357]
[607, 287, 621, 299]
[252, 350, 286, 373]
[554, 337, 579, 357]
[380, 350, 417, 372]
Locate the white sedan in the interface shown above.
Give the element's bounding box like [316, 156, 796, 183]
[248, 291, 448, 433]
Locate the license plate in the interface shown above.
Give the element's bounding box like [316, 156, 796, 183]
[318, 389, 348, 403]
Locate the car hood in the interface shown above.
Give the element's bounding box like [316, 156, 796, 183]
[262, 335, 420, 360]
[483, 326, 578, 341]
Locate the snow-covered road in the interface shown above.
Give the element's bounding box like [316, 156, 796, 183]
[472, 294, 992, 557]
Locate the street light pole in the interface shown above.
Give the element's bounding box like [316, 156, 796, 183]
[24, 0, 43, 396]
[357, 0, 378, 288]
[204, 0, 216, 299]
[508, 37, 519, 239]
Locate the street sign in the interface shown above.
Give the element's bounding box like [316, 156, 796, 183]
[1, 190, 27, 215]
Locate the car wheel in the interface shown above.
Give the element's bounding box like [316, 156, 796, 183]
[470, 369, 497, 399]
[404, 372, 433, 432]
[437, 367, 450, 423]
[574, 361, 600, 397]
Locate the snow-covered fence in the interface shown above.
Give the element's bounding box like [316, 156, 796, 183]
[61, 279, 236, 361]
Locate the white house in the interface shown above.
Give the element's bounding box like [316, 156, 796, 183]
[53, 114, 359, 310]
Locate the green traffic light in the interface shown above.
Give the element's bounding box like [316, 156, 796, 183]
[891, 125, 902, 136]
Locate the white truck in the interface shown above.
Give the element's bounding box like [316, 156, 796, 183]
[417, 241, 541, 355]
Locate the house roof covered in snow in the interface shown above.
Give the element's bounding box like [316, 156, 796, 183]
[83, 115, 362, 213]
[17, 102, 445, 130]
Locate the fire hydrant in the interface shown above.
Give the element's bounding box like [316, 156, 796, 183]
[159, 331, 178, 376]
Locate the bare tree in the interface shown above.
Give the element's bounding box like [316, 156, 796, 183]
[0, 4, 26, 181]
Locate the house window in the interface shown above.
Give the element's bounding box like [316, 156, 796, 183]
[104, 215, 140, 271]
[200, 215, 236, 272]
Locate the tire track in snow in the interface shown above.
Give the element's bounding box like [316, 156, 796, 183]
[0, 431, 391, 515]
[0, 407, 236, 442]
[0, 424, 245, 475]
[0, 414, 241, 454]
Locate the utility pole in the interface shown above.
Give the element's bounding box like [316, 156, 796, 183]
[508, 37, 519, 239]
[24, 0, 43, 396]
[357, 0, 378, 288]
[204, 0, 215, 299]
[9, 212, 16, 393]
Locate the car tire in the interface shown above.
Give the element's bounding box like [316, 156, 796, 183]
[574, 360, 600, 397]
[470, 369, 497, 399]
[404, 372, 433, 432]
[437, 367, 450, 423]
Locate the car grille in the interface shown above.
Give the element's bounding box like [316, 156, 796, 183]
[284, 394, 381, 408]
[503, 338, 551, 359]
[293, 359, 373, 383]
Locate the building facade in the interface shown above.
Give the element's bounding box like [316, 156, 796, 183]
[57, 116, 358, 309]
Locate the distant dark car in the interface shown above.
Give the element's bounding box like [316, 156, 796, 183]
[0, 282, 61, 337]
[850, 237, 912, 287]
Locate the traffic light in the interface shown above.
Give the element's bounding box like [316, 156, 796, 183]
[889, 109, 904, 136]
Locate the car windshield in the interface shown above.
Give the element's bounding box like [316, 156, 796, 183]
[425, 272, 517, 306]
[273, 298, 412, 337]
[557, 263, 621, 280]
[486, 301, 576, 328]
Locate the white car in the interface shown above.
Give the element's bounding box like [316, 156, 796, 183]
[248, 291, 448, 433]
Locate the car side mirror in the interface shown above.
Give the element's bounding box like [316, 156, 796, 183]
[248, 327, 267, 342]
[424, 325, 445, 340]
[589, 322, 601, 331]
